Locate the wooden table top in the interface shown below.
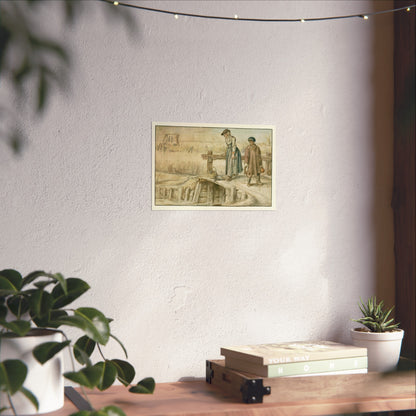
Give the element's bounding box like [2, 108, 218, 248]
[51, 370, 416, 416]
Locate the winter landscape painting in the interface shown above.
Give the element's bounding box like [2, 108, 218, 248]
[152, 122, 275, 210]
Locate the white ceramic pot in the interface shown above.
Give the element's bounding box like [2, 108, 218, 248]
[350, 328, 404, 372]
[0, 329, 64, 415]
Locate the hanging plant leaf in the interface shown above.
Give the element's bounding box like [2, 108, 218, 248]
[22, 270, 51, 287]
[64, 366, 102, 389]
[19, 386, 39, 411]
[0, 303, 8, 321]
[74, 308, 110, 345]
[0, 275, 20, 296]
[47, 309, 69, 328]
[128, 377, 155, 394]
[7, 295, 29, 318]
[94, 361, 117, 391]
[33, 340, 70, 364]
[37, 66, 48, 113]
[110, 359, 135, 386]
[51, 278, 90, 309]
[97, 406, 127, 416]
[0, 359, 27, 395]
[0, 319, 31, 336]
[74, 335, 96, 365]
[0, 269, 22, 291]
[54, 309, 109, 346]
[29, 290, 53, 326]
[69, 406, 127, 416]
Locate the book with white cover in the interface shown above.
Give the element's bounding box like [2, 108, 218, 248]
[221, 340, 367, 366]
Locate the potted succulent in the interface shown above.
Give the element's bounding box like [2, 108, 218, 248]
[351, 296, 404, 372]
[0, 269, 155, 416]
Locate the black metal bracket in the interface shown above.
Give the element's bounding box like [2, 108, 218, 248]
[206, 360, 214, 383]
[64, 386, 93, 411]
[240, 378, 271, 403]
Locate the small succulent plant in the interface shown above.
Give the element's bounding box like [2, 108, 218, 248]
[353, 296, 400, 333]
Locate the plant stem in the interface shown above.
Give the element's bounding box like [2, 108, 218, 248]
[61, 332, 94, 411]
[7, 393, 17, 416]
[97, 343, 106, 361]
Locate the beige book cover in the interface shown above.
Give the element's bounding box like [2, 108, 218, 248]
[221, 341, 367, 366]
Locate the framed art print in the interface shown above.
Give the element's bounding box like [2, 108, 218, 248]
[152, 122, 276, 210]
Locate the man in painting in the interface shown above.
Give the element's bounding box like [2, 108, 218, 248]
[244, 137, 263, 186]
[221, 129, 243, 180]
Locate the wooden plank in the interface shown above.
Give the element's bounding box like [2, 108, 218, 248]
[207, 360, 416, 409]
[50, 376, 416, 416]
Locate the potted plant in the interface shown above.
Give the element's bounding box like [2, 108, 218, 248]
[0, 269, 155, 416]
[351, 296, 404, 372]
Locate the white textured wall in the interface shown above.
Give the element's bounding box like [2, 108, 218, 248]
[0, 1, 394, 382]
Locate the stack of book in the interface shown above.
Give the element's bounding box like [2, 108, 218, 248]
[220, 340, 368, 378]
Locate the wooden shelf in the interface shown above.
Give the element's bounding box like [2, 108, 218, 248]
[51, 367, 415, 416]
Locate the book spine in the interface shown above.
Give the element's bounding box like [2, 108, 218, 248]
[285, 368, 368, 377]
[267, 356, 368, 377]
[225, 356, 368, 377]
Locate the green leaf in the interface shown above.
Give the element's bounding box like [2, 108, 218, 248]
[97, 406, 127, 416]
[23, 271, 68, 294]
[69, 407, 126, 416]
[22, 270, 50, 287]
[33, 340, 70, 364]
[64, 366, 102, 389]
[0, 359, 27, 395]
[7, 295, 30, 318]
[110, 359, 135, 386]
[51, 278, 90, 309]
[74, 308, 110, 345]
[29, 290, 53, 326]
[73, 335, 96, 365]
[12, 56, 33, 85]
[47, 309, 69, 328]
[0, 276, 19, 296]
[0, 319, 31, 336]
[0, 270, 22, 291]
[0, 303, 7, 321]
[54, 309, 109, 346]
[37, 67, 48, 113]
[94, 361, 117, 391]
[68, 412, 91, 416]
[19, 386, 39, 411]
[128, 377, 155, 394]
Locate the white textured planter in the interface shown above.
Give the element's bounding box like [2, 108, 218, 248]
[0, 329, 64, 415]
[351, 328, 404, 372]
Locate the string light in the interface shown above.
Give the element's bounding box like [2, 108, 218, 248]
[100, 0, 415, 23]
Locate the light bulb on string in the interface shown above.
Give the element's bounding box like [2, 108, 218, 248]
[100, 1, 416, 23]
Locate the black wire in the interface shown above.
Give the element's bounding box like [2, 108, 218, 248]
[99, 0, 415, 23]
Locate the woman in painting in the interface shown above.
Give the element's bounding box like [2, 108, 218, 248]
[221, 129, 243, 180]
